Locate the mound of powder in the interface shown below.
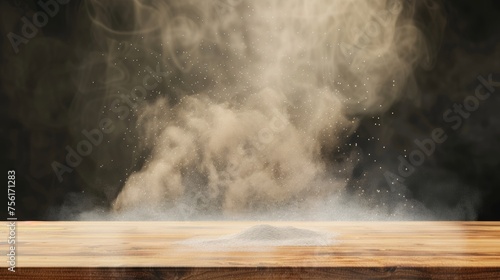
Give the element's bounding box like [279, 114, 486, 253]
[178, 224, 335, 250]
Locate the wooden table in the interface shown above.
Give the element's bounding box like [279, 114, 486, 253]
[1, 222, 499, 279]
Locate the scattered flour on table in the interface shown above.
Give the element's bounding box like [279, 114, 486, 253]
[177, 224, 335, 250]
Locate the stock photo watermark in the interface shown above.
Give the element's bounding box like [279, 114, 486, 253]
[6, 221, 16, 273]
[214, 0, 243, 18]
[7, 0, 69, 54]
[51, 63, 169, 182]
[339, 1, 402, 63]
[384, 73, 499, 191]
[177, 106, 289, 216]
[226, 109, 288, 178]
[6, 170, 17, 272]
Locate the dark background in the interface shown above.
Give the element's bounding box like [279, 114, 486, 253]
[1, 0, 499, 220]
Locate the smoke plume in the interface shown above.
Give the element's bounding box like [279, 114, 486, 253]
[73, 0, 448, 220]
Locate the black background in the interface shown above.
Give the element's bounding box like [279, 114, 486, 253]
[1, 0, 499, 220]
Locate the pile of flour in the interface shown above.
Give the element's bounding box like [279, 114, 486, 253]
[178, 224, 334, 250]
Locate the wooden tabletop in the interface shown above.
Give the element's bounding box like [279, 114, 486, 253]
[1, 221, 499, 279]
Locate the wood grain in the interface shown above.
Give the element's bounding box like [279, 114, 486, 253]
[1, 222, 499, 279]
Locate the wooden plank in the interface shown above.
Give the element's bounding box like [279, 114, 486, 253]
[3, 267, 500, 280]
[1, 222, 499, 279]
